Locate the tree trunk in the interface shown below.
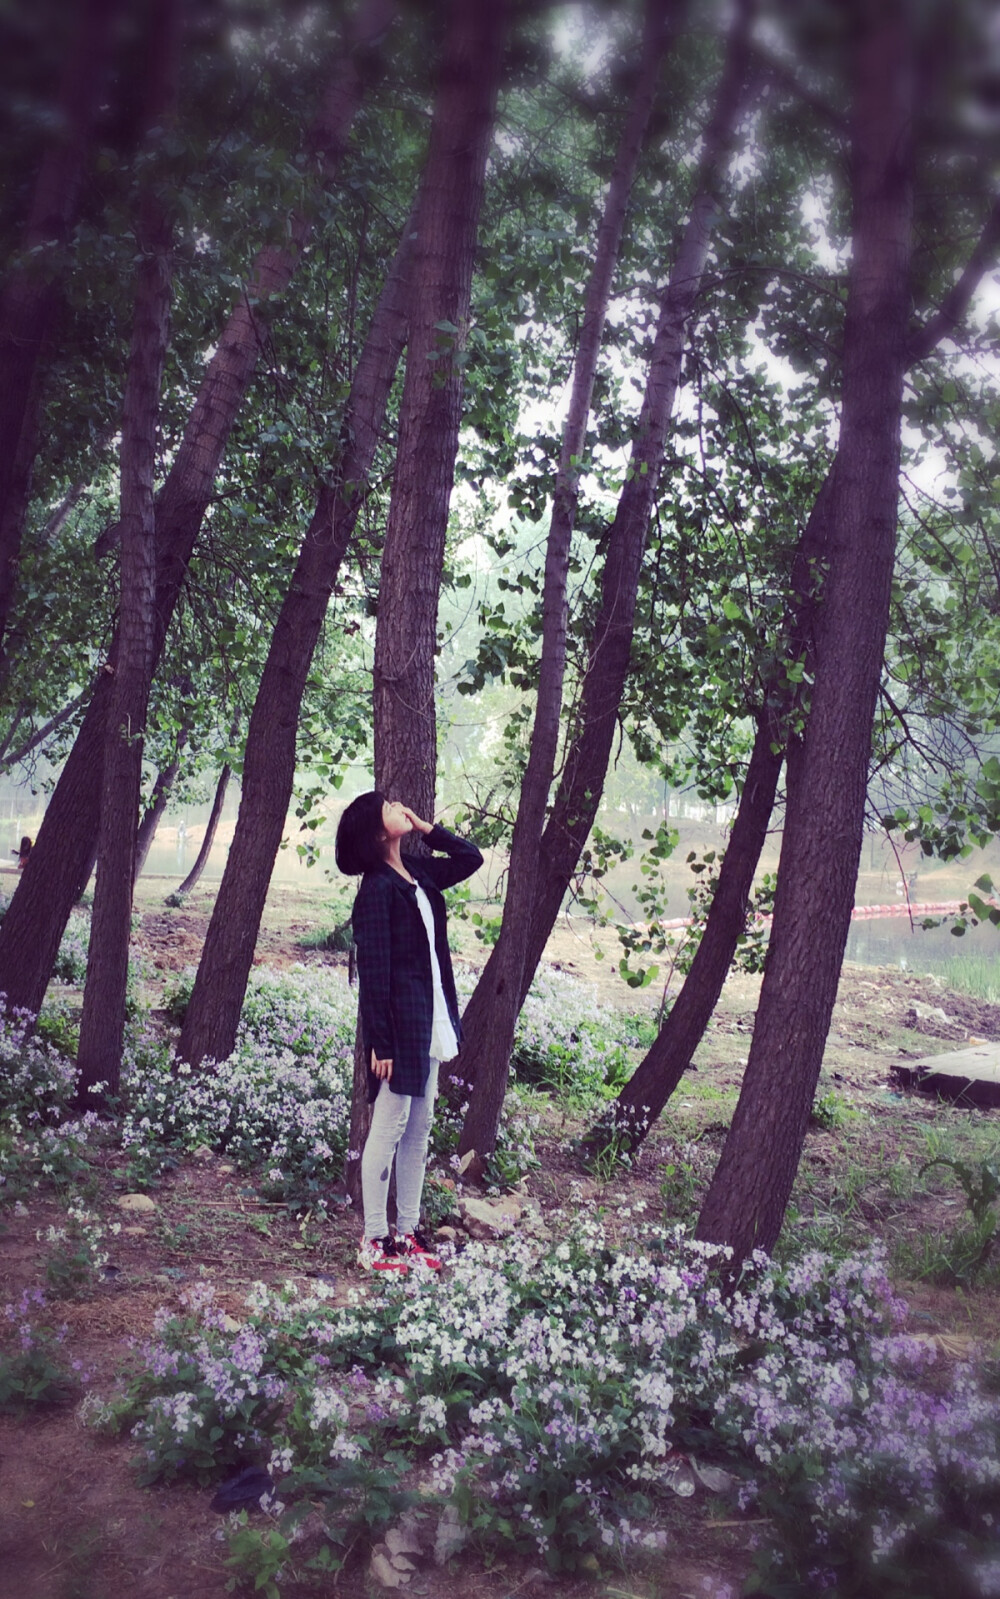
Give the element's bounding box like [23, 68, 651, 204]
[76, 191, 174, 1105]
[172, 763, 230, 898]
[0, 1, 389, 1020]
[341, 0, 506, 1202]
[372, 0, 506, 821]
[345, 1021, 372, 1209]
[457, 0, 756, 1158]
[602, 466, 839, 1149]
[454, 0, 682, 1170]
[610, 724, 783, 1147]
[134, 749, 185, 880]
[696, 2, 915, 1262]
[177, 212, 415, 1069]
[0, 0, 121, 649]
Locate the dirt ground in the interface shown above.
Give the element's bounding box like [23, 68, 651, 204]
[2, 881, 1000, 1599]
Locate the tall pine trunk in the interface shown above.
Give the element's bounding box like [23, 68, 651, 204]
[696, 1, 915, 1262]
[457, 0, 755, 1159]
[453, 0, 681, 1172]
[177, 212, 415, 1068]
[372, 0, 506, 820]
[0, 1, 389, 1020]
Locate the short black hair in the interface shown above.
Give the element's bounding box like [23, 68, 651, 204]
[335, 790, 387, 875]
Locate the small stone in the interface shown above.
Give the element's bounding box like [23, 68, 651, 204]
[221, 1314, 241, 1333]
[116, 1193, 157, 1213]
[370, 1549, 406, 1588]
[389, 1554, 417, 1573]
[219, 1164, 235, 1175]
[122, 1225, 147, 1237]
[691, 1459, 736, 1493]
[456, 1149, 478, 1176]
[433, 1504, 467, 1565]
[192, 1145, 214, 1161]
[459, 1193, 522, 1238]
[518, 1199, 553, 1241]
[434, 1225, 458, 1242]
[660, 1453, 696, 1496]
[386, 1525, 424, 1559]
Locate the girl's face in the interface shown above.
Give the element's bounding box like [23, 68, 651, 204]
[381, 799, 412, 841]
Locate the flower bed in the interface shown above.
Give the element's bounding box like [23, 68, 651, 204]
[2, 961, 635, 1204]
[83, 1224, 1000, 1592]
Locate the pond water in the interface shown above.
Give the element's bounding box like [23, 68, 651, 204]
[844, 912, 1000, 983]
[138, 835, 330, 886]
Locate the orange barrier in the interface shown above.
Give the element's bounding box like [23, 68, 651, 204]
[631, 901, 971, 935]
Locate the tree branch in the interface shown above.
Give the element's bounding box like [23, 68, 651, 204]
[0, 687, 90, 774]
[908, 192, 1000, 362]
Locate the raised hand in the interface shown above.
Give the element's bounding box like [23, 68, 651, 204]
[400, 805, 433, 835]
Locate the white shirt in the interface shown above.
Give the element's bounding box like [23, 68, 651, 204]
[414, 882, 459, 1061]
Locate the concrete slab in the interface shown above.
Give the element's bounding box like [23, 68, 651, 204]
[892, 1044, 1000, 1109]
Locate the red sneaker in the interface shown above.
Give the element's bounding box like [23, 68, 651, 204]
[396, 1230, 443, 1271]
[357, 1235, 409, 1272]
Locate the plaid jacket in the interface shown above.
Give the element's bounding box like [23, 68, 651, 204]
[351, 825, 483, 1101]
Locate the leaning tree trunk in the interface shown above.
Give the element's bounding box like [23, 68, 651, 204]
[76, 190, 174, 1105]
[133, 719, 192, 879]
[458, 0, 756, 1160]
[372, 0, 507, 821]
[696, 1, 916, 1262]
[172, 763, 231, 899]
[451, 0, 681, 1177]
[177, 212, 415, 1069]
[610, 724, 784, 1149]
[0, 0, 390, 1020]
[0, 0, 121, 650]
[134, 761, 180, 880]
[604, 466, 839, 1150]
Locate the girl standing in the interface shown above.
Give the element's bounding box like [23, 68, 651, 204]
[335, 793, 482, 1271]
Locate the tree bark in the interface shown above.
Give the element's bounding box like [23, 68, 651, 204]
[610, 724, 783, 1147]
[457, 0, 756, 1158]
[454, 0, 682, 1168]
[75, 0, 181, 1104]
[0, 0, 390, 1020]
[76, 197, 174, 1103]
[134, 736, 188, 880]
[177, 210, 415, 1068]
[372, 0, 507, 822]
[0, 0, 122, 650]
[0, 688, 90, 776]
[603, 466, 838, 1149]
[696, 1, 916, 1262]
[172, 763, 231, 898]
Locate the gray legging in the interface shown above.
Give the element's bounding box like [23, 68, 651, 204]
[360, 1058, 439, 1240]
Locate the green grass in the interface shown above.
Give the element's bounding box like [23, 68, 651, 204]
[924, 952, 1000, 1003]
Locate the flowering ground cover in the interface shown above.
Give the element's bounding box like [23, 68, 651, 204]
[1, 878, 1000, 1598]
